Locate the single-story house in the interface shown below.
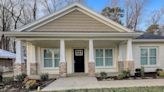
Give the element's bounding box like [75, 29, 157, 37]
[3, 3, 164, 77]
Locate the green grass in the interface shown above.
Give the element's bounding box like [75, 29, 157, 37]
[50, 86, 164, 92]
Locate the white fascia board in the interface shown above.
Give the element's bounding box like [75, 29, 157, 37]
[4, 32, 142, 38]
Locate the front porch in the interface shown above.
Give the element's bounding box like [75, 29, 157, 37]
[15, 38, 134, 78]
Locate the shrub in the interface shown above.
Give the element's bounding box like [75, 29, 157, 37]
[40, 73, 49, 81]
[118, 70, 130, 79]
[24, 79, 40, 90]
[16, 73, 27, 82]
[100, 72, 107, 79]
[156, 68, 163, 76]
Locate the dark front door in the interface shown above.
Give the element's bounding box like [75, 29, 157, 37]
[74, 49, 84, 72]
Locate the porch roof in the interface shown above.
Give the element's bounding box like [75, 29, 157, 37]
[4, 32, 142, 39]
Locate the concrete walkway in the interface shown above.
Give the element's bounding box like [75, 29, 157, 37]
[42, 77, 164, 91]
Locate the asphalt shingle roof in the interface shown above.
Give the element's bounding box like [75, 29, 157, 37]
[136, 33, 164, 39]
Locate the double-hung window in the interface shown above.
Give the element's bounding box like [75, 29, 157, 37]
[43, 48, 60, 68]
[140, 47, 157, 65]
[95, 48, 113, 67]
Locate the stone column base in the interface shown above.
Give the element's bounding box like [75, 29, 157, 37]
[125, 61, 134, 75]
[30, 63, 38, 75]
[59, 62, 67, 77]
[88, 62, 95, 77]
[118, 61, 124, 72]
[118, 61, 134, 74]
[14, 63, 26, 77]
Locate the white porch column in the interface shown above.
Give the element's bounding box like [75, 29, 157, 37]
[26, 42, 37, 75]
[118, 44, 124, 72]
[60, 40, 66, 63]
[126, 39, 134, 71]
[14, 40, 25, 76]
[59, 39, 67, 77]
[88, 39, 95, 76]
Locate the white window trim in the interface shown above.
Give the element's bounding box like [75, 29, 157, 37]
[95, 48, 114, 68]
[42, 48, 60, 69]
[140, 47, 158, 67]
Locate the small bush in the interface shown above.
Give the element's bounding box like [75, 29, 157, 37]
[40, 73, 49, 81]
[100, 72, 107, 79]
[118, 70, 130, 79]
[156, 68, 163, 76]
[16, 73, 27, 82]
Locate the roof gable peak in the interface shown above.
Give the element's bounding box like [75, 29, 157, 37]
[16, 3, 133, 32]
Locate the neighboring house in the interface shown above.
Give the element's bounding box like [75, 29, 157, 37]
[0, 49, 15, 77]
[3, 3, 164, 78]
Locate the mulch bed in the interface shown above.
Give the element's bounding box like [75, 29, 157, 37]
[0, 79, 56, 92]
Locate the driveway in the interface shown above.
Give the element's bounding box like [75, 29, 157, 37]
[42, 77, 164, 91]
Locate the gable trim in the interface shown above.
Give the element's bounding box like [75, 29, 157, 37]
[16, 3, 133, 32]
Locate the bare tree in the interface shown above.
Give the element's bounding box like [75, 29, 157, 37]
[0, 0, 12, 50]
[125, 0, 147, 31]
[147, 9, 164, 25]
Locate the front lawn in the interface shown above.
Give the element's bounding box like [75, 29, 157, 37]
[52, 86, 164, 92]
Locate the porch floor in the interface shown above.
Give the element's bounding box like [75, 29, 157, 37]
[41, 77, 164, 91]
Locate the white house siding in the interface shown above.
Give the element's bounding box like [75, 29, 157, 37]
[133, 42, 164, 72]
[34, 10, 116, 32]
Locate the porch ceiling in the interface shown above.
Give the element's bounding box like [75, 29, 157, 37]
[30, 40, 121, 48]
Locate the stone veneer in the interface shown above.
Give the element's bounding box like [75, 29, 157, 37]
[88, 62, 95, 76]
[118, 61, 124, 72]
[59, 62, 67, 77]
[13, 63, 26, 77]
[30, 63, 38, 75]
[118, 61, 134, 74]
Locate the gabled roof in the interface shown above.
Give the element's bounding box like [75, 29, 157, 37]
[16, 3, 133, 32]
